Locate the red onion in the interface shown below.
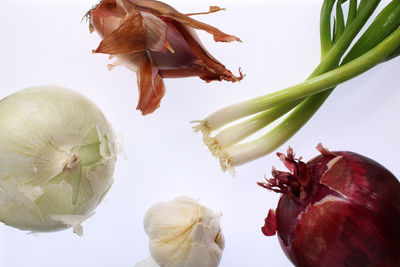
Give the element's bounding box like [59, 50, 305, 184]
[258, 144, 400, 266]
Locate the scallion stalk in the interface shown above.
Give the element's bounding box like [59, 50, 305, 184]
[194, 0, 400, 174]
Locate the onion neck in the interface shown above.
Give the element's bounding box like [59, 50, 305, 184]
[258, 146, 342, 205]
[258, 147, 312, 202]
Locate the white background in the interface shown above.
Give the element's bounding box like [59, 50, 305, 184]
[0, 0, 399, 266]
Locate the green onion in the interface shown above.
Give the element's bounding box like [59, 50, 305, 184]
[194, 0, 400, 174]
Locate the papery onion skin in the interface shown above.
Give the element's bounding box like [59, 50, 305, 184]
[0, 85, 117, 234]
[86, 0, 243, 115]
[258, 145, 400, 267]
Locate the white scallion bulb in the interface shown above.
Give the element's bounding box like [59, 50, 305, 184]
[0, 85, 117, 235]
[141, 197, 225, 267]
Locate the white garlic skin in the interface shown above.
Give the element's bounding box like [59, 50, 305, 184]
[135, 256, 159, 267]
[0, 85, 117, 233]
[143, 197, 225, 267]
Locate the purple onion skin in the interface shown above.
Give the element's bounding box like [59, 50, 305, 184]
[259, 145, 400, 267]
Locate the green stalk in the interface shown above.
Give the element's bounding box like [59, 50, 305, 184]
[276, 0, 381, 130]
[201, 27, 399, 132]
[220, 25, 400, 167]
[265, 0, 400, 153]
[311, 0, 380, 75]
[343, 0, 400, 64]
[283, 0, 400, 151]
[222, 90, 332, 169]
[386, 42, 400, 60]
[333, 0, 346, 42]
[194, 0, 400, 172]
[210, 100, 301, 149]
[200, 0, 381, 131]
[198, 0, 347, 151]
[346, 0, 358, 25]
[282, 29, 400, 99]
[222, 1, 400, 168]
[320, 0, 336, 55]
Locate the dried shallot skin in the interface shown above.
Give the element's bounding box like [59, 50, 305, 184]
[86, 0, 243, 115]
[259, 145, 400, 267]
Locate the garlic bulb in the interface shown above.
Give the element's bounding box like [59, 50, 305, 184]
[143, 197, 225, 267]
[0, 85, 117, 234]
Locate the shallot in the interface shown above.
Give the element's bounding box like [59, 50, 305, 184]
[86, 0, 243, 115]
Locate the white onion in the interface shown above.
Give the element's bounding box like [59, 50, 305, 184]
[0, 85, 117, 235]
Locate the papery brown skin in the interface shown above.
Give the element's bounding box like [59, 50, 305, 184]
[87, 0, 243, 115]
[258, 145, 400, 267]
